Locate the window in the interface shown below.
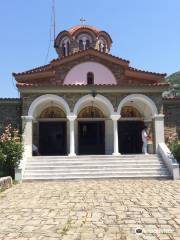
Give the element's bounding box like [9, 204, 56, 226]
[86, 39, 90, 49]
[67, 41, 70, 55]
[79, 40, 83, 50]
[62, 43, 66, 56]
[103, 45, 106, 53]
[87, 72, 94, 85]
[61, 39, 70, 56]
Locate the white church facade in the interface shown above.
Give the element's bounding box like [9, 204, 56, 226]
[12, 25, 179, 180]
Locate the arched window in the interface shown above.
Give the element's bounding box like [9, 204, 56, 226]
[39, 107, 66, 118]
[86, 39, 90, 49]
[67, 41, 70, 55]
[79, 40, 83, 50]
[78, 106, 104, 118]
[87, 72, 94, 85]
[103, 45, 106, 53]
[121, 106, 141, 118]
[62, 43, 66, 57]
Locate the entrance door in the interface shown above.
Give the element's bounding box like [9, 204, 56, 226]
[39, 122, 67, 156]
[78, 121, 105, 155]
[118, 121, 142, 154]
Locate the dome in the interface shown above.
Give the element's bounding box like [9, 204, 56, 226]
[68, 25, 101, 35]
[54, 25, 113, 58]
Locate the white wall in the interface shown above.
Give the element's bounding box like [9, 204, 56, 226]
[64, 62, 116, 85]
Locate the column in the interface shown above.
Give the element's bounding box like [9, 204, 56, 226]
[20, 116, 33, 171]
[154, 114, 165, 151]
[67, 115, 77, 156]
[111, 114, 121, 155]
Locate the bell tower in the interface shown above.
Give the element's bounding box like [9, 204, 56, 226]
[54, 25, 113, 58]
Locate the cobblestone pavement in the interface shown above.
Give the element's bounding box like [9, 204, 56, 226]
[0, 180, 180, 240]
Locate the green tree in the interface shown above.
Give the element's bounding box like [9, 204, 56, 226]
[0, 124, 23, 178]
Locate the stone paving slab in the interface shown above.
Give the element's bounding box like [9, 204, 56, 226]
[0, 180, 180, 240]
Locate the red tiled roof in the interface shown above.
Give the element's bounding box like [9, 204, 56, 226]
[13, 48, 166, 80]
[51, 48, 130, 64]
[13, 48, 130, 77]
[128, 67, 166, 77]
[68, 25, 101, 35]
[16, 82, 169, 88]
[0, 98, 20, 101]
[12, 63, 52, 77]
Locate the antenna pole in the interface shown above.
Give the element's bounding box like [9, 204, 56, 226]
[52, 0, 56, 41]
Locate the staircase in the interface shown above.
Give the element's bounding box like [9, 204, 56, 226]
[23, 154, 171, 181]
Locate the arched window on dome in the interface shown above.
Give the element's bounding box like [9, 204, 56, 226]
[77, 34, 92, 51]
[86, 39, 90, 49]
[67, 41, 70, 55]
[87, 72, 94, 85]
[61, 38, 70, 57]
[98, 38, 107, 53]
[99, 42, 104, 52]
[79, 40, 83, 50]
[62, 43, 66, 57]
[103, 45, 106, 53]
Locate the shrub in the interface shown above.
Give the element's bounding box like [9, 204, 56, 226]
[0, 124, 23, 178]
[0, 148, 6, 177]
[169, 140, 180, 163]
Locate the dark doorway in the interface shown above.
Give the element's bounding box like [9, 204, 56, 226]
[78, 121, 105, 155]
[118, 121, 143, 154]
[39, 122, 67, 156]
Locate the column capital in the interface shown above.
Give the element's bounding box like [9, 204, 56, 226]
[153, 114, 164, 120]
[67, 114, 77, 121]
[110, 113, 121, 121]
[21, 116, 34, 122]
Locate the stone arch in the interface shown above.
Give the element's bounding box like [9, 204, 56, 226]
[73, 94, 114, 117]
[117, 94, 158, 120]
[28, 94, 71, 119]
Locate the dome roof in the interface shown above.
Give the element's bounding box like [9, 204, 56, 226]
[68, 25, 101, 35]
[54, 24, 113, 58]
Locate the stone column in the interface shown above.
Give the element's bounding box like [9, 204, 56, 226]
[154, 114, 165, 151]
[18, 116, 33, 175]
[111, 114, 121, 155]
[67, 115, 77, 156]
[21, 116, 33, 158]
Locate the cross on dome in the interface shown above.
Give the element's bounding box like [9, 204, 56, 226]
[80, 17, 86, 25]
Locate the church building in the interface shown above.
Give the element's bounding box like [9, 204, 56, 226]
[4, 24, 180, 180]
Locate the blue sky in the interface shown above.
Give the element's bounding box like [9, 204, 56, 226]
[0, 0, 180, 97]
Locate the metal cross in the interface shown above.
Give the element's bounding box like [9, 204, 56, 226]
[80, 17, 86, 25]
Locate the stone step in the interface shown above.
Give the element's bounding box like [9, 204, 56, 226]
[28, 155, 161, 160]
[23, 172, 170, 180]
[29, 154, 159, 157]
[27, 161, 163, 165]
[25, 168, 168, 173]
[27, 157, 163, 161]
[24, 169, 169, 175]
[23, 154, 171, 180]
[25, 164, 165, 170]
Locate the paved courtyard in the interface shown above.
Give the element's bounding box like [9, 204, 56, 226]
[0, 180, 180, 240]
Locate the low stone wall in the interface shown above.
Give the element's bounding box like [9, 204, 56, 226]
[0, 177, 13, 191]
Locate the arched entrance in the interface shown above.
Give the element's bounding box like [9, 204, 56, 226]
[119, 106, 143, 154]
[78, 106, 105, 154]
[38, 106, 67, 156]
[117, 94, 158, 154]
[73, 94, 114, 155]
[28, 94, 71, 156]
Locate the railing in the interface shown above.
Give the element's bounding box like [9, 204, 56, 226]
[158, 143, 180, 180]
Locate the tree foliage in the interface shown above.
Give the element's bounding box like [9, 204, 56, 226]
[0, 124, 23, 178]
